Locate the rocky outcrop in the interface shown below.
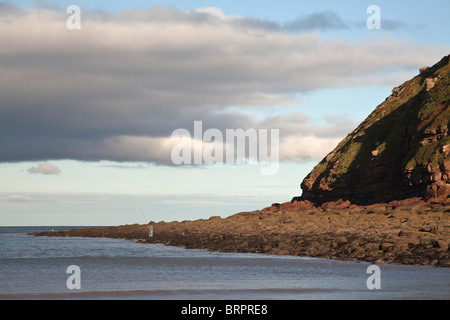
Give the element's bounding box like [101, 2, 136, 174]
[33, 204, 450, 267]
[294, 54, 450, 207]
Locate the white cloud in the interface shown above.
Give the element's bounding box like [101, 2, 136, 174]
[279, 135, 342, 162]
[5, 194, 33, 202]
[195, 7, 226, 19]
[27, 163, 61, 175]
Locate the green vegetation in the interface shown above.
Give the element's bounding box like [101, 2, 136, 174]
[311, 54, 450, 185]
[407, 136, 450, 168]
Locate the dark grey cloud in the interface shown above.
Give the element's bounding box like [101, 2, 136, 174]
[229, 15, 283, 32]
[0, 1, 22, 15]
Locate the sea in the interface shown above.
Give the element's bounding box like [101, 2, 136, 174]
[0, 226, 449, 300]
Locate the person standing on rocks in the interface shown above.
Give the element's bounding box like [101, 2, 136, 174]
[147, 224, 153, 238]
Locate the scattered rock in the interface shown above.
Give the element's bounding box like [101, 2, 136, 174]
[437, 240, 449, 251]
[381, 242, 394, 251]
[336, 236, 348, 244]
[419, 66, 429, 74]
[424, 78, 436, 91]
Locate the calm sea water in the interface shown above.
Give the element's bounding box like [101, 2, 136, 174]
[0, 226, 448, 300]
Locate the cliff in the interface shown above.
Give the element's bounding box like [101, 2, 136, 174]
[293, 54, 450, 207]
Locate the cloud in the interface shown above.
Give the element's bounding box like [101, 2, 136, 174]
[0, 2, 21, 14]
[0, 6, 448, 165]
[27, 163, 61, 175]
[284, 11, 348, 32]
[4, 194, 33, 202]
[380, 19, 424, 31]
[258, 113, 357, 162]
[278, 135, 342, 162]
[0, 192, 112, 204]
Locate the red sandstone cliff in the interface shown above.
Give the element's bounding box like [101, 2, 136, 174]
[291, 54, 450, 208]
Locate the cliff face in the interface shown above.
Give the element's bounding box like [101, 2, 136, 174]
[295, 54, 450, 206]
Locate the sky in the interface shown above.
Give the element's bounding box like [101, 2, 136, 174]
[0, 0, 449, 226]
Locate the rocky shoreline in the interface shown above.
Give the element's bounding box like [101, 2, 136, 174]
[33, 201, 450, 267]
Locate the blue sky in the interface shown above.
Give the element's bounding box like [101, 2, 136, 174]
[10, 0, 450, 45]
[0, 0, 449, 225]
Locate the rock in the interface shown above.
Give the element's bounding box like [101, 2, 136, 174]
[391, 86, 405, 97]
[437, 240, 449, 251]
[336, 236, 348, 244]
[381, 242, 394, 251]
[442, 145, 450, 156]
[402, 257, 416, 265]
[438, 259, 450, 267]
[364, 243, 380, 252]
[351, 247, 366, 259]
[374, 258, 386, 264]
[326, 152, 335, 162]
[426, 183, 439, 198]
[321, 199, 352, 209]
[424, 78, 436, 91]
